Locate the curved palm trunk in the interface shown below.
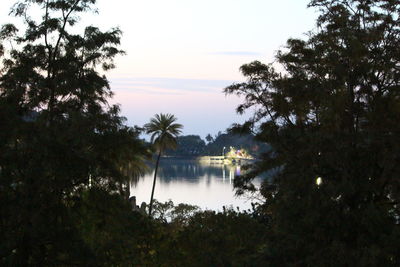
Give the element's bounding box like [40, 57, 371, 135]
[148, 151, 162, 216]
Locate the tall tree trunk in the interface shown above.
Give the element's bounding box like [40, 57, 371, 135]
[124, 181, 130, 201]
[148, 151, 162, 216]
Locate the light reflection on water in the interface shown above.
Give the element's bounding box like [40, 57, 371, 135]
[130, 159, 261, 211]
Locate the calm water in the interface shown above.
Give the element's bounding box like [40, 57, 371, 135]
[130, 159, 262, 211]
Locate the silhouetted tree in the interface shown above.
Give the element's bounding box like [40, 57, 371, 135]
[205, 133, 214, 143]
[225, 0, 400, 265]
[166, 135, 205, 156]
[204, 132, 269, 156]
[144, 113, 183, 216]
[176, 209, 268, 266]
[0, 0, 148, 264]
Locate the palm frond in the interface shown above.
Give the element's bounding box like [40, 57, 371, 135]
[144, 113, 183, 153]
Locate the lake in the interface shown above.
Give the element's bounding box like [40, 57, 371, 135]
[130, 159, 262, 211]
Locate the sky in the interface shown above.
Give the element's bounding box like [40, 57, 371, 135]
[0, 0, 318, 138]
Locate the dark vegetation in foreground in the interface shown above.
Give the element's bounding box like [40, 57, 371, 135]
[73, 191, 268, 266]
[1, 0, 400, 266]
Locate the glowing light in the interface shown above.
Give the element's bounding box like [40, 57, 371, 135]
[316, 177, 322, 186]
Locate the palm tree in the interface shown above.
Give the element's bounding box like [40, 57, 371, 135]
[144, 113, 183, 216]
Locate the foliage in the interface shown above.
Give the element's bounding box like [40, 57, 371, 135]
[151, 199, 200, 226]
[166, 135, 206, 157]
[72, 187, 153, 266]
[130, 201, 268, 266]
[164, 132, 270, 157]
[74, 195, 270, 266]
[204, 132, 270, 157]
[205, 133, 214, 143]
[225, 0, 400, 265]
[144, 113, 183, 153]
[151, 199, 176, 223]
[0, 0, 148, 264]
[144, 113, 183, 216]
[176, 209, 268, 267]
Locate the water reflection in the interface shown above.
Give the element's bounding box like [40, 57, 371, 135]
[130, 159, 260, 211]
[152, 159, 241, 186]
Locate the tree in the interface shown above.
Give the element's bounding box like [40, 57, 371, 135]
[144, 113, 183, 216]
[166, 135, 206, 157]
[0, 0, 148, 264]
[205, 133, 214, 143]
[175, 209, 268, 266]
[225, 0, 400, 265]
[204, 131, 269, 157]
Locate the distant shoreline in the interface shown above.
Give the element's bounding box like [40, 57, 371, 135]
[157, 155, 256, 165]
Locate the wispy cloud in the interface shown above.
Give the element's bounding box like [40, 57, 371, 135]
[210, 51, 262, 56]
[109, 77, 236, 95]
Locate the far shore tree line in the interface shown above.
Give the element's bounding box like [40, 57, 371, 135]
[1, 0, 399, 266]
[163, 131, 271, 158]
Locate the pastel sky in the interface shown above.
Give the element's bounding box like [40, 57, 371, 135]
[0, 0, 317, 138]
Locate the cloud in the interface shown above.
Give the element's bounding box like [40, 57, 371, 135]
[109, 77, 237, 95]
[210, 51, 262, 56]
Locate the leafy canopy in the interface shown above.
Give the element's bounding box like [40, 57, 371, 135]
[144, 113, 183, 153]
[225, 0, 400, 265]
[0, 0, 148, 265]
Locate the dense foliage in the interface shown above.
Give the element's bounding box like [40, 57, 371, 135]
[225, 0, 400, 265]
[167, 135, 206, 156]
[166, 132, 269, 157]
[0, 0, 149, 264]
[140, 200, 269, 267]
[2, 0, 400, 266]
[0, 1, 267, 265]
